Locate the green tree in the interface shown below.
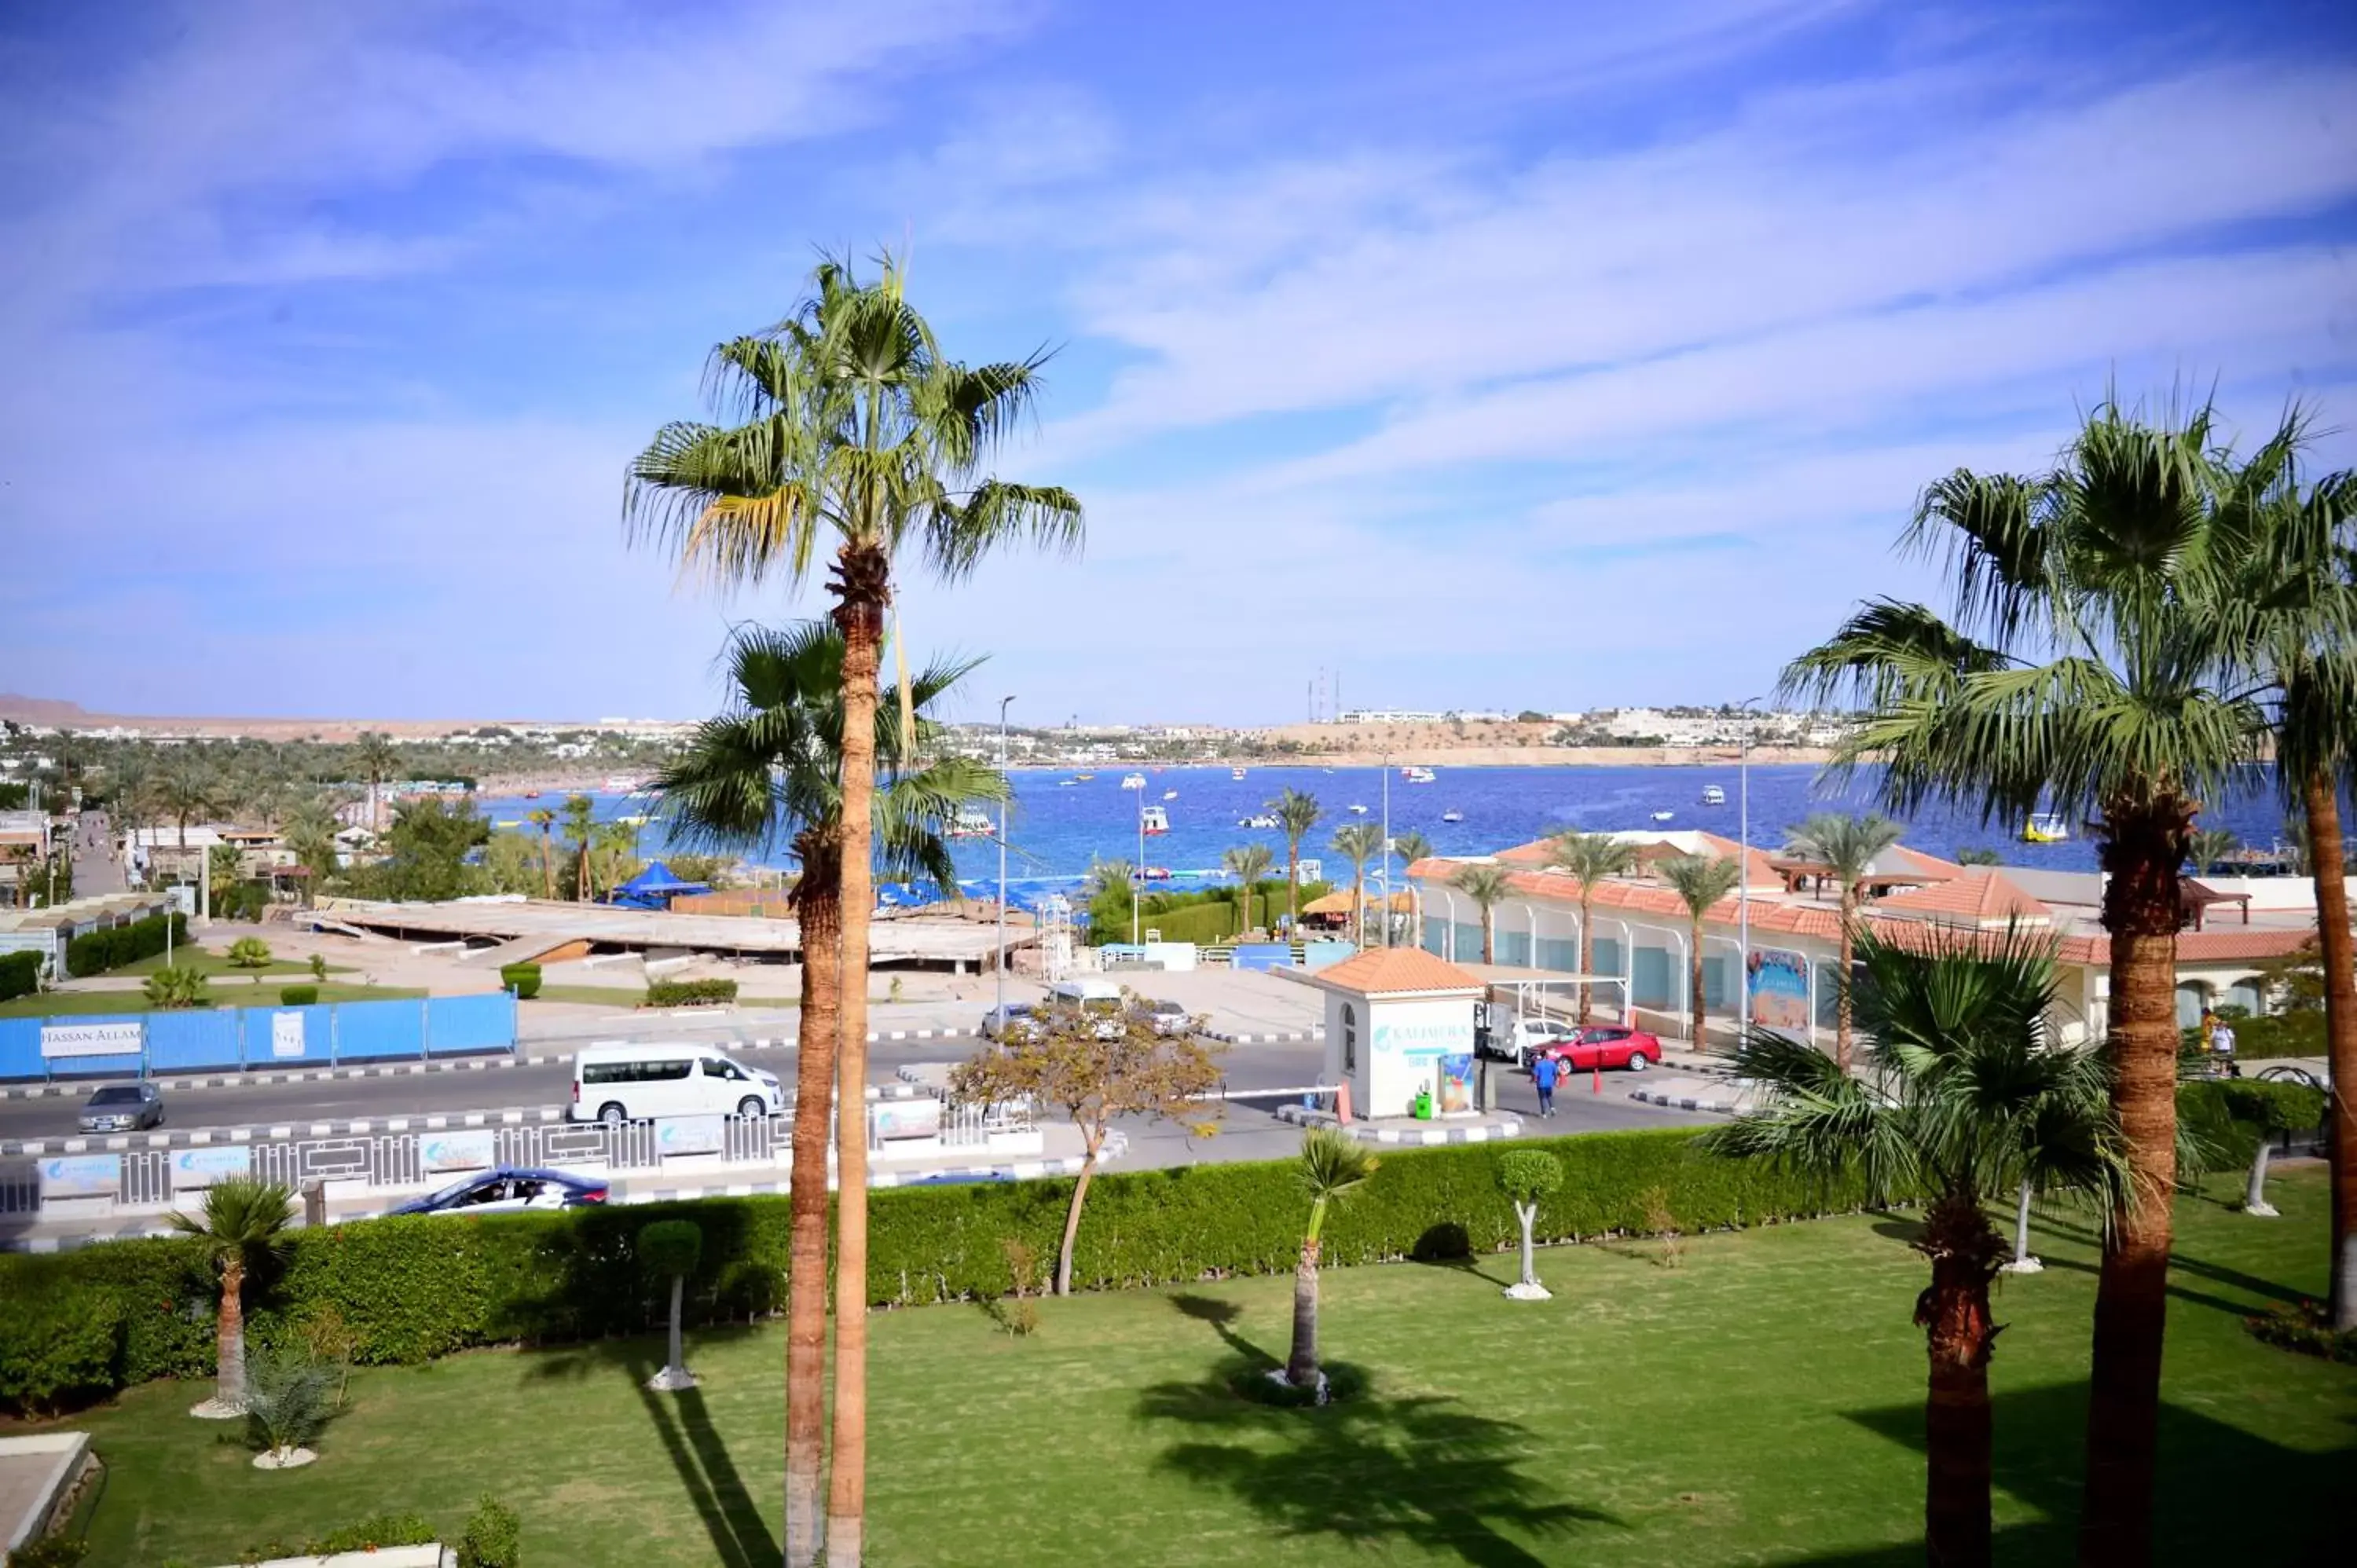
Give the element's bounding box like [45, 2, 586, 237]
[1287, 1127, 1378, 1391]
[951, 990, 1222, 1296]
[2187, 827, 2238, 876]
[1657, 853, 1743, 1048]
[1704, 925, 2126, 1568]
[1329, 822, 1384, 943]
[352, 798, 490, 903]
[146, 751, 216, 854]
[1780, 811, 1906, 1069]
[1449, 863, 1512, 964]
[1780, 397, 2274, 1557]
[650, 619, 997, 1563]
[627, 258, 1082, 1566]
[1497, 1149, 1565, 1298]
[524, 807, 558, 899]
[1269, 788, 1323, 932]
[588, 820, 640, 900]
[167, 1176, 297, 1415]
[1220, 843, 1274, 938]
[1545, 831, 1639, 1023]
[280, 797, 340, 904]
[1389, 830, 1434, 947]
[638, 1220, 704, 1392]
[354, 731, 398, 834]
[481, 832, 545, 897]
[560, 795, 596, 903]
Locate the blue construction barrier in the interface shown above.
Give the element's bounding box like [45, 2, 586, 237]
[0, 991, 518, 1081]
[1231, 943, 1296, 973]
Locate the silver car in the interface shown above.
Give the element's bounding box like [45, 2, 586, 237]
[980, 1002, 1040, 1042]
[1138, 998, 1193, 1037]
[79, 1082, 165, 1133]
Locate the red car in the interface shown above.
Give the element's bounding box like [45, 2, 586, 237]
[1539, 1025, 1662, 1072]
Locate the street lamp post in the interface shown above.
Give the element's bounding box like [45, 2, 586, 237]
[996, 696, 1014, 1024]
[1379, 753, 1391, 948]
[1132, 778, 1145, 945]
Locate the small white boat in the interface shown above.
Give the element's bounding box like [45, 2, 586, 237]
[1347, 804, 1369, 815]
[2023, 812, 2071, 844]
[948, 808, 997, 840]
[1441, 809, 1464, 823]
[1238, 813, 1280, 830]
[1230, 767, 1247, 780]
[1140, 806, 1171, 836]
[1699, 785, 1725, 806]
[1651, 810, 1676, 822]
[1163, 789, 1178, 800]
[1120, 772, 1147, 789]
[1401, 766, 1436, 783]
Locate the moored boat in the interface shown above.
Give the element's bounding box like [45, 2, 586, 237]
[1699, 785, 1725, 806]
[1140, 805, 1171, 835]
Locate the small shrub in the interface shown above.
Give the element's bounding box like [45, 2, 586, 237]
[457, 1493, 522, 1568]
[645, 977, 737, 1008]
[308, 952, 329, 983]
[988, 1237, 1043, 1337]
[64, 911, 189, 977]
[2244, 1299, 2357, 1365]
[306, 1512, 438, 1553]
[278, 984, 319, 1007]
[225, 936, 274, 972]
[0, 950, 43, 1002]
[141, 965, 211, 1010]
[5, 1539, 89, 1567]
[299, 1304, 357, 1409]
[244, 1345, 335, 1457]
[498, 962, 542, 1000]
[1642, 1185, 1684, 1269]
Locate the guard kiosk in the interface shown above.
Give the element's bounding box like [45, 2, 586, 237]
[1303, 948, 1487, 1119]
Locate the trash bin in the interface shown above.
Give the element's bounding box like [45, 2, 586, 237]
[1412, 1088, 1434, 1121]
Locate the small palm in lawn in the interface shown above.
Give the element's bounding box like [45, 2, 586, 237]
[1330, 822, 1385, 943]
[1657, 853, 1743, 1049]
[524, 807, 558, 899]
[1220, 843, 1274, 939]
[1703, 925, 2126, 1568]
[640, 1220, 704, 1391]
[1449, 863, 1512, 963]
[1497, 1150, 1565, 1300]
[169, 1175, 297, 1416]
[2187, 827, 2238, 877]
[1286, 1127, 1378, 1396]
[1270, 788, 1323, 932]
[1545, 832, 1639, 1022]
[227, 936, 273, 983]
[1780, 811, 1905, 1069]
[1389, 830, 1433, 945]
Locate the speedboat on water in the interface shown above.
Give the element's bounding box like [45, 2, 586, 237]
[1120, 772, 1147, 789]
[1163, 789, 1178, 800]
[948, 808, 996, 840]
[1651, 810, 1676, 822]
[1230, 767, 1247, 780]
[1238, 813, 1280, 829]
[2023, 813, 2071, 844]
[1347, 803, 1369, 815]
[1141, 806, 1171, 835]
[1401, 766, 1436, 783]
[1441, 809, 1464, 823]
[1699, 785, 1725, 806]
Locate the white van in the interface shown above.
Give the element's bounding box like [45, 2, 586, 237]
[569, 1042, 785, 1124]
[1049, 977, 1127, 1040]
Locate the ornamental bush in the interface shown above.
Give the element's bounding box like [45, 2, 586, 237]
[644, 977, 737, 1008]
[62, 911, 188, 977]
[0, 950, 42, 1001]
[497, 962, 542, 1000]
[279, 984, 320, 1006]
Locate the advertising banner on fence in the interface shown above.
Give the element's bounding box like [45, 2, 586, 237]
[38, 1020, 143, 1059]
[420, 1130, 498, 1174]
[38, 1154, 123, 1198]
[1748, 948, 1813, 1031]
[655, 1116, 726, 1157]
[871, 1098, 942, 1141]
[271, 1010, 306, 1059]
[170, 1146, 252, 1190]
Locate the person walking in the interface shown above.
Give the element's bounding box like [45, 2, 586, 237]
[1531, 1052, 1559, 1118]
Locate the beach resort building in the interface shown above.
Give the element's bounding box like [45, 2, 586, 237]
[1407, 831, 2339, 1050]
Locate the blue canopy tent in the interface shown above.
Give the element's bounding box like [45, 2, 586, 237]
[608, 860, 710, 910]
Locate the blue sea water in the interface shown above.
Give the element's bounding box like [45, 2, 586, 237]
[478, 762, 2307, 903]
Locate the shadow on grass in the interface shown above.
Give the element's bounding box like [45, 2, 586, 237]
[1832, 1381, 2344, 1564]
[2014, 1208, 2308, 1315]
[516, 1333, 777, 1568]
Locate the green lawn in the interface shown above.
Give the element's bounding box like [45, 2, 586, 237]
[110, 947, 353, 980]
[0, 984, 427, 1019]
[47, 1171, 2354, 1566]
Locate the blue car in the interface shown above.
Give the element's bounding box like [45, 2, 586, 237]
[390, 1166, 609, 1216]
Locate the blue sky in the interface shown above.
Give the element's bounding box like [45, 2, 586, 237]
[2, 0, 2352, 726]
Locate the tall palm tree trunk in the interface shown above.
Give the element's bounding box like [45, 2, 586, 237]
[538, 829, 555, 900]
[2301, 769, 2357, 1330]
[1577, 897, 1595, 1024]
[216, 1252, 247, 1409]
[1351, 866, 1365, 944]
[784, 837, 841, 1568]
[1916, 1189, 2005, 1568]
[1689, 924, 1706, 1047]
[1286, 845, 1301, 931]
[1836, 889, 1858, 1071]
[826, 555, 887, 1568]
[1287, 1235, 1321, 1386]
[1480, 911, 1494, 965]
[2080, 801, 2188, 1568]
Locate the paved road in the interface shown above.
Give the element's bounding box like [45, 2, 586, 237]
[70, 809, 126, 896]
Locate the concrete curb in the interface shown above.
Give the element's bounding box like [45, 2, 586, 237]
[1273, 1102, 1523, 1145]
[1198, 1026, 1324, 1046]
[0, 1027, 980, 1099]
[1628, 1087, 1742, 1115]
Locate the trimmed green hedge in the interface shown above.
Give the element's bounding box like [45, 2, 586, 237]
[62, 912, 188, 978]
[645, 977, 736, 1007]
[2178, 1078, 2328, 1167]
[0, 950, 41, 1001]
[279, 984, 320, 1006]
[498, 962, 542, 1000]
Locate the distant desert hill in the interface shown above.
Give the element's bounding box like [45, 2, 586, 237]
[0, 694, 596, 742]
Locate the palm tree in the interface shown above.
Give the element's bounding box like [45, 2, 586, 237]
[2187, 826, 2238, 876]
[1780, 397, 2271, 1561]
[627, 256, 1080, 1568]
[1780, 811, 1906, 1069]
[1545, 831, 1639, 1023]
[354, 731, 398, 833]
[1658, 853, 1743, 1048]
[524, 807, 558, 899]
[560, 794, 596, 903]
[1703, 925, 2126, 1566]
[2227, 441, 2357, 1328]
[1329, 822, 1384, 943]
[1389, 830, 1433, 947]
[1448, 863, 1512, 964]
[651, 621, 997, 1568]
[1220, 843, 1274, 939]
[280, 797, 339, 907]
[148, 753, 216, 855]
[1287, 1126, 1378, 1391]
[588, 820, 638, 900]
[1270, 788, 1322, 932]
[167, 1176, 296, 1416]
